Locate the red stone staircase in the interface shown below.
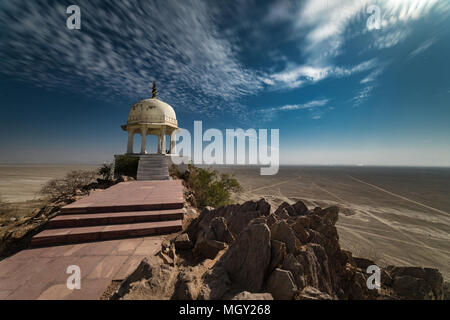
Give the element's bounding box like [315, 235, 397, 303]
[31, 180, 185, 247]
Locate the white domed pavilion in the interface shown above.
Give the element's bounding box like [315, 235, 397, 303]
[121, 82, 179, 155]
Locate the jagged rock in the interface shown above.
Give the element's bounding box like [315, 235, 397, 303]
[388, 266, 444, 299]
[267, 214, 278, 226]
[297, 286, 334, 300]
[186, 199, 270, 242]
[292, 200, 309, 215]
[111, 256, 178, 300]
[249, 216, 267, 225]
[266, 268, 298, 300]
[274, 208, 290, 219]
[318, 206, 339, 225]
[275, 202, 295, 216]
[393, 275, 434, 299]
[281, 253, 306, 289]
[198, 265, 232, 300]
[444, 281, 450, 300]
[270, 220, 301, 254]
[295, 216, 310, 228]
[354, 257, 376, 270]
[173, 266, 205, 300]
[232, 291, 273, 300]
[268, 240, 286, 273]
[208, 217, 235, 244]
[220, 222, 271, 292]
[174, 233, 192, 250]
[308, 214, 323, 229]
[297, 243, 333, 295]
[291, 219, 310, 243]
[158, 251, 175, 266]
[338, 250, 356, 268]
[194, 239, 227, 260]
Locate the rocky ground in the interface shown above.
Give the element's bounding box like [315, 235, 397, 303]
[108, 199, 449, 300]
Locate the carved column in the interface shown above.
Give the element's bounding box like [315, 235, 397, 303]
[169, 131, 176, 154]
[157, 132, 162, 154]
[140, 127, 147, 154]
[161, 127, 166, 154]
[127, 130, 134, 154]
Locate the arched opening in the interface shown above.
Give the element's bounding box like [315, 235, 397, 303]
[146, 135, 158, 154]
[133, 133, 142, 154]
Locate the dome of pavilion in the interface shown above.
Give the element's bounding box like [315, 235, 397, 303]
[120, 82, 179, 156]
[127, 97, 178, 127]
[125, 82, 178, 128]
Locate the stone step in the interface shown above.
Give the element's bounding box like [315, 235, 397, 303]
[59, 181, 184, 214]
[139, 161, 168, 164]
[137, 172, 169, 175]
[138, 168, 168, 172]
[30, 219, 183, 247]
[137, 176, 170, 181]
[47, 209, 184, 229]
[60, 200, 182, 214]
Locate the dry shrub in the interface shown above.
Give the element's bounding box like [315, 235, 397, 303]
[39, 170, 97, 201]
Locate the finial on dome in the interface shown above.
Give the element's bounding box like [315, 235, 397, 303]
[152, 81, 157, 98]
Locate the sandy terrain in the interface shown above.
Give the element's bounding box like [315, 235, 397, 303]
[215, 166, 450, 280]
[0, 164, 448, 280]
[0, 164, 98, 203]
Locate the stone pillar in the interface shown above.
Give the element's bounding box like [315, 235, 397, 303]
[157, 133, 162, 154]
[170, 131, 176, 154]
[161, 128, 166, 154]
[127, 130, 134, 154]
[140, 127, 147, 154]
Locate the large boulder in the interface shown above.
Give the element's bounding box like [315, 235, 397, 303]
[111, 256, 178, 300]
[297, 243, 334, 295]
[208, 217, 235, 244]
[174, 233, 192, 250]
[193, 239, 227, 260]
[388, 266, 444, 299]
[270, 220, 301, 254]
[274, 202, 295, 217]
[281, 253, 306, 289]
[220, 222, 271, 292]
[186, 199, 270, 242]
[173, 266, 205, 300]
[268, 240, 286, 274]
[292, 200, 309, 216]
[318, 206, 339, 225]
[266, 268, 298, 300]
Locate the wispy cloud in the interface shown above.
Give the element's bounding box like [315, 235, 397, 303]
[260, 99, 329, 113]
[266, 59, 378, 89]
[258, 98, 330, 121]
[0, 0, 263, 114]
[351, 85, 377, 106]
[262, 0, 446, 101]
[408, 37, 437, 60]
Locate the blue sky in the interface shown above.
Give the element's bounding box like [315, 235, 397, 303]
[0, 0, 449, 165]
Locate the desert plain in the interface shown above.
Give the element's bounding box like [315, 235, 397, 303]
[0, 164, 449, 280]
